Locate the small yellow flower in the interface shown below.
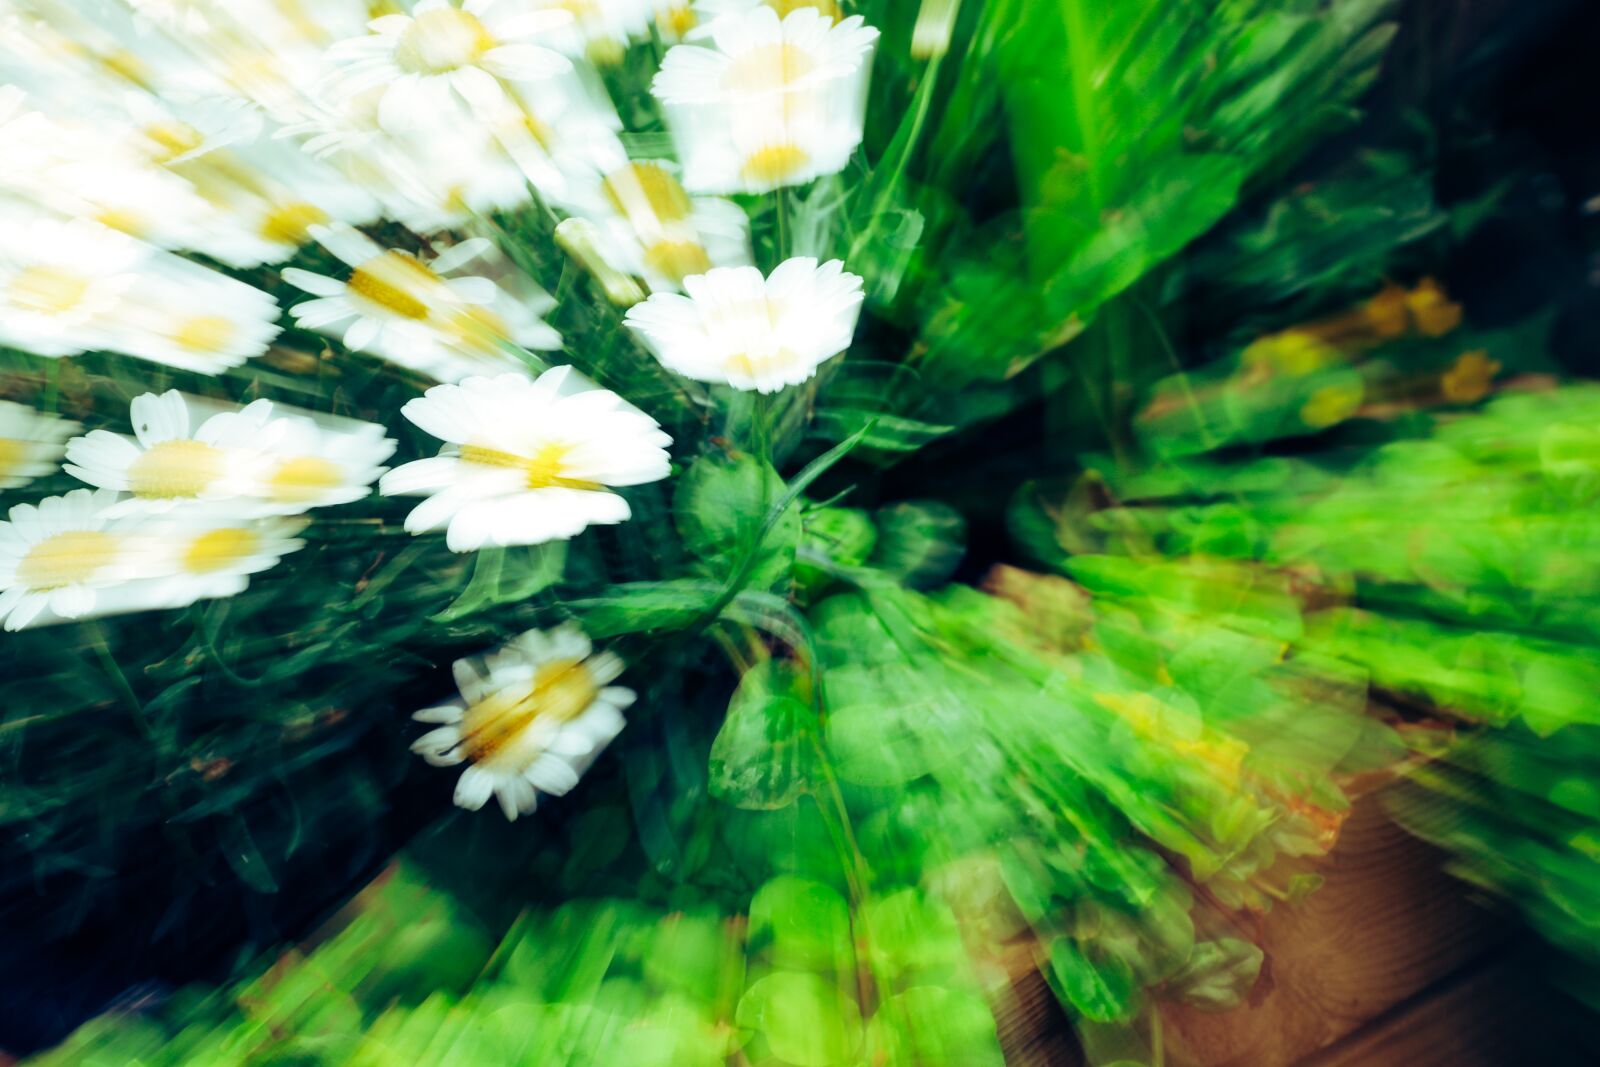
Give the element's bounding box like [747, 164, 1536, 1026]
[1440, 350, 1499, 403]
[1301, 380, 1364, 428]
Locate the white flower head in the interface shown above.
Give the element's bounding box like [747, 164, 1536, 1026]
[0, 489, 142, 630]
[0, 217, 281, 372]
[0, 401, 80, 491]
[63, 390, 281, 516]
[564, 141, 752, 293]
[379, 366, 673, 551]
[324, 0, 573, 133]
[625, 256, 862, 393]
[0, 218, 144, 357]
[652, 6, 878, 193]
[252, 414, 397, 514]
[140, 508, 310, 607]
[411, 624, 634, 820]
[520, 0, 652, 65]
[283, 226, 559, 382]
[107, 263, 284, 374]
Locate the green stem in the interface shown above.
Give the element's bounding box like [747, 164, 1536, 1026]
[774, 186, 792, 264]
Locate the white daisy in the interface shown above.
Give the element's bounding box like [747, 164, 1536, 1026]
[279, 88, 536, 233]
[0, 218, 144, 358]
[379, 366, 673, 551]
[282, 225, 558, 382]
[252, 414, 397, 513]
[654, 0, 702, 42]
[62, 390, 280, 516]
[0, 401, 80, 491]
[624, 256, 863, 392]
[690, 0, 842, 33]
[138, 508, 309, 607]
[102, 261, 284, 375]
[565, 144, 752, 293]
[0, 489, 143, 630]
[323, 0, 573, 133]
[410, 625, 634, 820]
[520, 0, 652, 65]
[652, 6, 878, 193]
[0, 217, 281, 373]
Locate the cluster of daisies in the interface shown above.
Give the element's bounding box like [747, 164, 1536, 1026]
[0, 389, 394, 630]
[1, 0, 875, 381]
[0, 0, 880, 815]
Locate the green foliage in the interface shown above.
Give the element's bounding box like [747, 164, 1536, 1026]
[709, 660, 818, 810]
[676, 451, 800, 591]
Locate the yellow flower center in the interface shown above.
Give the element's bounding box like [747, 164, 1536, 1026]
[395, 8, 496, 75]
[643, 240, 712, 285]
[769, 0, 841, 19]
[16, 530, 120, 590]
[266, 456, 345, 503]
[0, 437, 26, 477]
[459, 658, 599, 765]
[657, 4, 696, 38]
[602, 162, 694, 225]
[170, 315, 236, 353]
[9, 265, 91, 317]
[259, 202, 329, 246]
[183, 527, 260, 573]
[143, 120, 204, 161]
[128, 439, 228, 499]
[347, 251, 439, 320]
[742, 143, 811, 185]
[435, 304, 512, 353]
[458, 441, 605, 491]
[725, 42, 815, 94]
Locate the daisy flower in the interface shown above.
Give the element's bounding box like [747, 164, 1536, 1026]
[253, 414, 397, 513]
[0, 489, 143, 630]
[624, 256, 863, 393]
[140, 508, 309, 607]
[0, 218, 143, 358]
[652, 5, 878, 193]
[0, 401, 80, 491]
[104, 261, 284, 375]
[520, 0, 651, 66]
[282, 226, 559, 382]
[0, 217, 282, 373]
[567, 144, 752, 293]
[411, 625, 634, 820]
[63, 390, 280, 516]
[323, 0, 573, 133]
[379, 367, 673, 551]
[691, 0, 842, 31]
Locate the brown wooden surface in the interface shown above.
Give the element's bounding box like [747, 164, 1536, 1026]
[994, 788, 1532, 1066]
[1160, 789, 1505, 1067]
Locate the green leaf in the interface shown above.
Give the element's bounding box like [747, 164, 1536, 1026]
[567, 579, 720, 637]
[1048, 937, 1138, 1023]
[870, 501, 966, 588]
[748, 876, 854, 974]
[432, 543, 566, 623]
[734, 972, 861, 1067]
[708, 661, 818, 811]
[1164, 937, 1264, 1012]
[675, 452, 799, 588]
[865, 987, 1006, 1067]
[218, 813, 278, 894]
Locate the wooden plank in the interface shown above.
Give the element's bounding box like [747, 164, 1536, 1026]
[1157, 790, 1504, 1067]
[1297, 952, 1591, 1067]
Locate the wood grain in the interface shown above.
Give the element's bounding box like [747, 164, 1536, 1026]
[1157, 789, 1505, 1067]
